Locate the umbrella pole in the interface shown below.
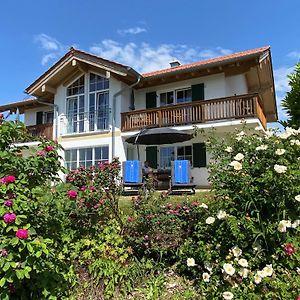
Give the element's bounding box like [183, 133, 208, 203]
[137, 144, 140, 161]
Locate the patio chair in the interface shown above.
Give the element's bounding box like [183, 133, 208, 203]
[169, 160, 196, 194]
[122, 160, 144, 195]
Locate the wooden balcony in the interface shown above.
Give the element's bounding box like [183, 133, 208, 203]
[121, 93, 267, 132]
[27, 123, 53, 140]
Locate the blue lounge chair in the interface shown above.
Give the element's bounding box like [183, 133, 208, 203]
[169, 160, 196, 194]
[122, 160, 144, 194]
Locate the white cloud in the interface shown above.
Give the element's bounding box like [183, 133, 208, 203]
[287, 51, 300, 60]
[274, 66, 294, 120]
[117, 26, 147, 35]
[274, 66, 293, 93]
[34, 33, 67, 65]
[90, 40, 233, 73]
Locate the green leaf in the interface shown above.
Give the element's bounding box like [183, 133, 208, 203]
[0, 277, 6, 287]
[27, 243, 33, 253]
[3, 262, 10, 272]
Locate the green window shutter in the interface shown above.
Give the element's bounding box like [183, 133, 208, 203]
[193, 143, 206, 167]
[191, 83, 205, 101]
[146, 92, 157, 108]
[146, 146, 157, 168]
[36, 111, 44, 125]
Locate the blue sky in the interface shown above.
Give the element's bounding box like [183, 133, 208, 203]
[1, 0, 300, 121]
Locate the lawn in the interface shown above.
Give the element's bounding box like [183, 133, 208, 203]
[119, 190, 212, 214]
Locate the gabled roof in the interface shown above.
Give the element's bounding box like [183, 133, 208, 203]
[142, 46, 270, 78]
[25, 47, 140, 96]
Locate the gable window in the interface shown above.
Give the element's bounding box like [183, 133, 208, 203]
[65, 146, 109, 170]
[66, 76, 85, 133]
[89, 73, 109, 131]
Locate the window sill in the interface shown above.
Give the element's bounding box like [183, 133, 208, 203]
[60, 130, 110, 138]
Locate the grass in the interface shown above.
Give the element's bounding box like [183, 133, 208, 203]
[118, 190, 212, 215]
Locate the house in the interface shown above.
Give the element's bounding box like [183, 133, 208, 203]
[0, 46, 277, 188]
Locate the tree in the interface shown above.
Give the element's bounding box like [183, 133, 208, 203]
[281, 62, 300, 128]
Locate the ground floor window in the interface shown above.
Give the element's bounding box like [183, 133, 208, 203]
[65, 146, 109, 170]
[177, 145, 192, 164]
[159, 146, 175, 169]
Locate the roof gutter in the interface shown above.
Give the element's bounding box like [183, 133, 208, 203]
[111, 74, 141, 160]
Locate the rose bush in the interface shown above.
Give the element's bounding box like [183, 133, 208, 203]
[178, 126, 300, 299]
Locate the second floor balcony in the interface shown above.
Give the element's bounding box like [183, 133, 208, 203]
[27, 123, 53, 140]
[59, 110, 109, 135]
[121, 93, 267, 132]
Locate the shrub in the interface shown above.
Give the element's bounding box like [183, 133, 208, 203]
[178, 126, 300, 299]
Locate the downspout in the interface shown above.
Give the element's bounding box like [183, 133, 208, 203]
[111, 75, 141, 161]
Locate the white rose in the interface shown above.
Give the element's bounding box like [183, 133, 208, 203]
[277, 222, 286, 233]
[200, 203, 208, 209]
[281, 220, 292, 228]
[257, 270, 265, 278]
[234, 153, 244, 161]
[238, 268, 249, 278]
[279, 132, 291, 139]
[238, 258, 248, 268]
[225, 146, 233, 153]
[256, 144, 268, 151]
[223, 263, 235, 276]
[292, 220, 300, 228]
[206, 217, 215, 225]
[262, 264, 273, 277]
[217, 210, 227, 219]
[229, 161, 242, 170]
[254, 274, 262, 284]
[186, 258, 196, 267]
[274, 164, 287, 174]
[295, 195, 300, 202]
[202, 272, 210, 282]
[291, 139, 300, 146]
[231, 246, 242, 257]
[223, 291, 234, 300]
[275, 149, 286, 155]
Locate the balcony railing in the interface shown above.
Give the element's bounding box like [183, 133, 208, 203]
[121, 93, 267, 132]
[27, 123, 53, 140]
[60, 110, 109, 135]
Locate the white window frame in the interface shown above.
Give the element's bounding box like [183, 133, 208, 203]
[65, 146, 109, 170]
[159, 86, 192, 107]
[88, 72, 110, 132]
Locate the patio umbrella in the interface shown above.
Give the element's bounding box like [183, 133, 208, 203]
[126, 127, 193, 161]
[125, 127, 193, 145]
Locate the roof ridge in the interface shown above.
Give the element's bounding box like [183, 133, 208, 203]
[142, 46, 270, 77]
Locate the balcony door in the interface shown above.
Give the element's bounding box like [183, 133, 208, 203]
[66, 76, 85, 133]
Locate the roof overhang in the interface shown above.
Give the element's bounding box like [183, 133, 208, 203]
[25, 48, 141, 100]
[0, 98, 51, 114]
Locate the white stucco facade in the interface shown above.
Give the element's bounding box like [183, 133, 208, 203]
[21, 69, 262, 188]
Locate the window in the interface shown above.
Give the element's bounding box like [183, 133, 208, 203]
[65, 146, 109, 170]
[44, 111, 54, 123]
[177, 145, 192, 165]
[66, 76, 85, 133]
[159, 146, 175, 169]
[89, 73, 109, 131]
[160, 91, 174, 106]
[176, 88, 192, 103]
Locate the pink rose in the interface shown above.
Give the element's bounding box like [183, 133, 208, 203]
[67, 190, 78, 198]
[16, 229, 29, 239]
[80, 186, 87, 191]
[36, 150, 47, 156]
[4, 200, 13, 207]
[0, 176, 16, 184]
[45, 145, 55, 152]
[3, 213, 16, 224]
[284, 243, 296, 256]
[127, 216, 134, 222]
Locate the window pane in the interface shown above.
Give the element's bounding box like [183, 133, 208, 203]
[86, 148, 92, 161]
[65, 150, 70, 161]
[79, 149, 85, 161]
[67, 76, 85, 96]
[177, 146, 184, 156]
[185, 145, 192, 155]
[90, 73, 109, 92]
[102, 146, 109, 160]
